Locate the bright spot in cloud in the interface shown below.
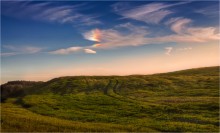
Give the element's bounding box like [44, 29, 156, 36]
[92, 43, 102, 48]
[84, 29, 101, 42]
[49, 47, 82, 55]
[84, 49, 96, 54]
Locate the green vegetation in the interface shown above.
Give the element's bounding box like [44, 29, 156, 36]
[1, 66, 219, 132]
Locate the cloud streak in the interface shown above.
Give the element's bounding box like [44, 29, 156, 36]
[49, 47, 97, 55]
[83, 20, 219, 49]
[0, 52, 18, 57]
[1, 45, 42, 57]
[165, 47, 173, 56]
[83, 23, 149, 49]
[165, 17, 192, 34]
[49, 47, 82, 55]
[177, 47, 192, 51]
[1, 45, 97, 56]
[112, 2, 189, 24]
[1, 1, 101, 26]
[195, 5, 219, 17]
[3, 45, 42, 54]
[84, 49, 96, 54]
[165, 47, 192, 56]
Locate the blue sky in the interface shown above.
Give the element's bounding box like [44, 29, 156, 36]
[1, 1, 219, 83]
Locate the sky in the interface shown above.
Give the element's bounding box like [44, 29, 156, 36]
[1, 0, 219, 84]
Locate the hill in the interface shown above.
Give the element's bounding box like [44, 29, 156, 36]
[1, 81, 43, 102]
[157, 66, 219, 76]
[1, 66, 219, 132]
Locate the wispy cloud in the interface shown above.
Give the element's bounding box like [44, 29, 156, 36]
[1, 1, 101, 26]
[4, 45, 42, 54]
[165, 47, 192, 56]
[83, 23, 149, 49]
[2, 44, 97, 57]
[112, 2, 189, 24]
[165, 17, 192, 34]
[115, 22, 148, 34]
[49, 47, 97, 55]
[161, 17, 220, 43]
[195, 5, 219, 17]
[0, 52, 18, 57]
[49, 47, 82, 55]
[165, 47, 173, 56]
[84, 49, 96, 54]
[83, 21, 219, 49]
[177, 47, 192, 51]
[1, 45, 42, 57]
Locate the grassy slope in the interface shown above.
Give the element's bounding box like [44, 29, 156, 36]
[1, 99, 147, 132]
[1, 66, 219, 132]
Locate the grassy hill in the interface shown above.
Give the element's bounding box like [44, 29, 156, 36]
[1, 66, 219, 132]
[1, 81, 43, 102]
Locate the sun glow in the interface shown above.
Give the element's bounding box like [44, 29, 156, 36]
[92, 43, 102, 47]
[88, 29, 101, 42]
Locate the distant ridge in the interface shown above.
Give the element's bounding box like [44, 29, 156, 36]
[154, 66, 219, 76]
[2, 66, 219, 85]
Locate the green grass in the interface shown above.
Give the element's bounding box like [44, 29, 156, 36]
[1, 66, 219, 132]
[1, 99, 150, 132]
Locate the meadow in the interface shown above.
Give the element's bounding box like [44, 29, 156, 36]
[1, 66, 219, 132]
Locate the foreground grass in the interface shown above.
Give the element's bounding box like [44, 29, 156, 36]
[19, 93, 219, 132]
[1, 99, 154, 132]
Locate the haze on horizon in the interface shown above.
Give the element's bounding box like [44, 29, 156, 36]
[1, 1, 219, 84]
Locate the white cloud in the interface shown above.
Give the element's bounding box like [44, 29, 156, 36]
[165, 47, 173, 56]
[49, 47, 96, 55]
[165, 47, 192, 56]
[177, 47, 192, 51]
[161, 17, 220, 43]
[115, 22, 148, 34]
[1, 45, 43, 57]
[49, 47, 82, 55]
[195, 5, 219, 17]
[83, 21, 219, 49]
[25, 47, 42, 53]
[0, 52, 18, 57]
[2, 2, 101, 26]
[83, 23, 149, 49]
[3, 45, 42, 53]
[35, 7, 72, 22]
[43, 18, 219, 55]
[1, 45, 42, 57]
[83, 28, 102, 42]
[112, 2, 189, 24]
[84, 49, 96, 54]
[166, 17, 192, 34]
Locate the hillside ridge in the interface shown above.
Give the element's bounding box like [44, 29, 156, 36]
[2, 66, 219, 85]
[1, 66, 219, 101]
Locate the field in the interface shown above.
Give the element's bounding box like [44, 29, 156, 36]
[1, 66, 219, 132]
